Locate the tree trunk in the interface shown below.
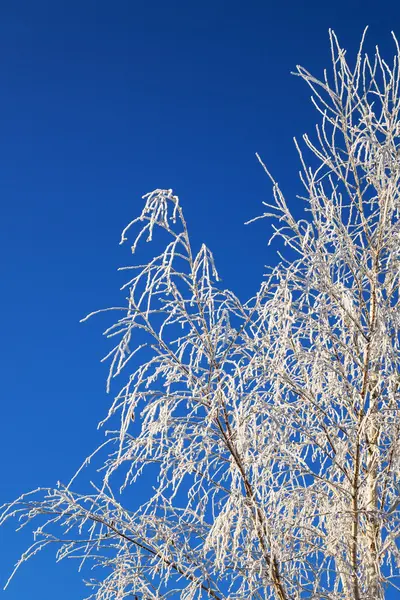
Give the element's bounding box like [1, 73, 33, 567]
[364, 406, 382, 599]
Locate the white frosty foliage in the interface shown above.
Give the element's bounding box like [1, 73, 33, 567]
[3, 29, 400, 600]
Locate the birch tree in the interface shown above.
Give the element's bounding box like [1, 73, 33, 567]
[3, 29, 400, 600]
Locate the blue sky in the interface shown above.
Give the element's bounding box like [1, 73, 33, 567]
[0, 1, 399, 598]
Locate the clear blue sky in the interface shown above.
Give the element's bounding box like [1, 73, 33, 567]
[0, 1, 398, 598]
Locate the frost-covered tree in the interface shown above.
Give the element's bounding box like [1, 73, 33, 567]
[4, 29, 400, 600]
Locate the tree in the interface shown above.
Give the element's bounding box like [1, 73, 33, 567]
[3, 28, 400, 600]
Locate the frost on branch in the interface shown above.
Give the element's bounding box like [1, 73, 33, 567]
[3, 29, 400, 600]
